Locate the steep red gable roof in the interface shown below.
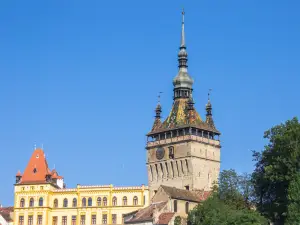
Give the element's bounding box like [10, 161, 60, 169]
[20, 149, 50, 184]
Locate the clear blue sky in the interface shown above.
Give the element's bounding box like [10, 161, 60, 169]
[0, 0, 299, 206]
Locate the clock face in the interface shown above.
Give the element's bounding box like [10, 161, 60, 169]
[156, 147, 165, 160]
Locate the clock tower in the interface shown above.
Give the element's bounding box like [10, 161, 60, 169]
[146, 10, 221, 198]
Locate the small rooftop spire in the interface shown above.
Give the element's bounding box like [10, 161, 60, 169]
[155, 92, 162, 119]
[206, 89, 215, 128]
[152, 92, 163, 131]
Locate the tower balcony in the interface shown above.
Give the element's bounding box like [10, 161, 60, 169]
[146, 127, 220, 148]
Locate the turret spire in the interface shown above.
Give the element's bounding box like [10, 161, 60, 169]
[206, 89, 215, 128]
[151, 92, 163, 131]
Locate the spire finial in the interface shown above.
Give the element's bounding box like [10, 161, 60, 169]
[181, 8, 185, 48]
[208, 89, 212, 101]
[206, 89, 213, 117]
[158, 92, 163, 105]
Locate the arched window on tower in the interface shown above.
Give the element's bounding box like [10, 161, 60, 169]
[82, 198, 86, 207]
[72, 198, 77, 207]
[123, 196, 127, 206]
[97, 197, 101, 206]
[20, 198, 25, 208]
[133, 196, 138, 206]
[112, 197, 117, 206]
[53, 199, 58, 208]
[39, 197, 43, 207]
[63, 198, 68, 207]
[88, 197, 92, 206]
[29, 198, 34, 207]
[103, 197, 107, 206]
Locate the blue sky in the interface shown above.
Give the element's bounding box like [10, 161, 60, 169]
[0, 0, 299, 205]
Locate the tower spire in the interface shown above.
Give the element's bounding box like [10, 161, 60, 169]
[178, 8, 188, 69]
[173, 9, 194, 99]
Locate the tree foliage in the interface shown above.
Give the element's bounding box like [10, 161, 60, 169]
[174, 216, 182, 225]
[252, 117, 300, 224]
[188, 170, 267, 225]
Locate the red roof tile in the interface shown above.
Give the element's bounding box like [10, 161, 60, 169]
[0, 207, 13, 222]
[125, 201, 167, 223]
[19, 149, 56, 184]
[157, 213, 175, 225]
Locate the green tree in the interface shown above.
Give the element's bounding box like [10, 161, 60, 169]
[188, 170, 267, 225]
[252, 117, 300, 224]
[174, 216, 182, 225]
[188, 194, 267, 225]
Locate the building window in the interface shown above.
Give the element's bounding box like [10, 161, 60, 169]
[123, 196, 127, 206]
[144, 195, 146, 205]
[91, 215, 96, 225]
[72, 198, 77, 207]
[103, 197, 107, 206]
[133, 196, 138, 205]
[53, 199, 58, 208]
[52, 216, 58, 225]
[88, 197, 92, 206]
[112, 214, 117, 224]
[112, 196, 117, 206]
[97, 197, 101, 206]
[174, 200, 177, 212]
[185, 202, 189, 214]
[80, 215, 85, 225]
[63, 198, 68, 207]
[19, 216, 24, 225]
[29, 198, 34, 207]
[40, 186, 44, 190]
[72, 216, 76, 225]
[102, 214, 107, 224]
[82, 197, 86, 207]
[39, 197, 43, 206]
[37, 215, 43, 225]
[62, 216, 67, 225]
[20, 198, 25, 207]
[28, 215, 33, 225]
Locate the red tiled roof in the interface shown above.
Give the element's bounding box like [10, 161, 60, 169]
[18, 149, 63, 185]
[157, 213, 175, 225]
[20, 149, 50, 184]
[125, 201, 167, 223]
[0, 207, 13, 222]
[199, 191, 211, 201]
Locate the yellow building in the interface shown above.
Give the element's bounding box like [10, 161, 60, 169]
[14, 149, 149, 225]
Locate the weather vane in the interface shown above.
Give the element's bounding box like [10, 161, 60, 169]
[208, 89, 212, 100]
[158, 92, 163, 104]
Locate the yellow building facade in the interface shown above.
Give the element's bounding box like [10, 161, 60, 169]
[14, 149, 149, 225]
